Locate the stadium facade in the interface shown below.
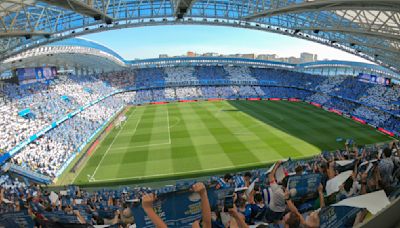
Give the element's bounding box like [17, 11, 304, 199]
[1, 37, 399, 82]
[0, 0, 399, 72]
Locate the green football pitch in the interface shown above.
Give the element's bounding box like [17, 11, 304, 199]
[71, 100, 392, 185]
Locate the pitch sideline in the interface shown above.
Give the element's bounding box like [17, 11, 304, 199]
[91, 108, 139, 179]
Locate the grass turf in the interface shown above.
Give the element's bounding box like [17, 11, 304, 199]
[72, 100, 392, 185]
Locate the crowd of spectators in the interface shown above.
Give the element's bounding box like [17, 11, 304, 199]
[0, 75, 116, 153]
[224, 66, 256, 82]
[11, 95, 129, 177]
[358, 85, 399, 111]
[164, 67, 197, 84]
[0, 65, 398, 182]
[96, 66, 399, 129]
[0, 65, 399, 226]
[0, 140, 398, 227]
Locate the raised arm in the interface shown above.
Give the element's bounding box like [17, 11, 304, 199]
[192, 182, 211, 228]
[318, 184, 325, 208]
[0, 188, 4, 202]
[268, 160, 282, 183]
[229, 206, 249, 228]
[327, 161, 336, 179]
[74, 210, 86, 224]
[285, 196, 306, 225]
[142, 193, 167, 228]
[360, 172, 368, 195]
[353, 146, 359, 159]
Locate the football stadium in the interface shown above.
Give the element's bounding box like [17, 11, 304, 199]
[0, 0, 399, 227]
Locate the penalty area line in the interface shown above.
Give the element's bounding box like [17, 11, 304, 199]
[73, 108, 137, 183]
[109, 107, 171, 151]
[90, 108, 139, 181]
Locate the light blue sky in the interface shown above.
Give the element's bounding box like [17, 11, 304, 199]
[82, 25, 369, 63]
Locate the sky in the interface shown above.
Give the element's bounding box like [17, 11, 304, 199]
[82, 25, 370, 63]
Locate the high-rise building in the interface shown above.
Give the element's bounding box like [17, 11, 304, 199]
[300, 52, 315, 63]
[239, 54, 256, 59]
[288, 57, 301, 64]
[187, 51, 196, 57]
[257, 54, 277, 61]
[202, 52, 219, 57]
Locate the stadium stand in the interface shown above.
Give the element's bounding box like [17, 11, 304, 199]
[2, 0, 400, 225]
[0, 141, 398, 227]
[0, 65, 399, 227]
[1, 66, 399, 178]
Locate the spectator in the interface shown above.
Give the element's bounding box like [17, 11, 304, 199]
[265, 160, 286, 223]
[142, 182, 211, 228]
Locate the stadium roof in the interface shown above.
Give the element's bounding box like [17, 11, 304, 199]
[48, 38, 125, 62]
[298, 60, 400, 78]
[2, 41, 399, 80]
[0, 0, 398, 73]
[127, 57, 400, 79]
[1, 38, 126, 73]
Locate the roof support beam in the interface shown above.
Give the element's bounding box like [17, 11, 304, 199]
[38, 0, 113, 24]
[244, 0, 400, 20]
[172, 0, 196, 19]
[294, 27, 400, 42]
[0, 31, 51, 38]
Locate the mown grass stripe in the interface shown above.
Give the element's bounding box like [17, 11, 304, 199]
[190, 102, 261, 166]
[71, 101, 393, 186]
[229, 101, 305, 158]
[168, 103, 203, 173]
[209, 101, 285, 161]
[182, 102, 235, 169]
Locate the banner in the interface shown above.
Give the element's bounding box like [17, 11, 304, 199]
[377, 128, 395, 137]
[151, 101, 169, 105]
[132, 187, 233, 228]
[357, 73, 391, 86]
[179, 100, 197, 103]
[16, 67, 56, 85]
[287, 173, 321, 201]
[42, 212, 81, 224]
[335, 160, 355, 173]
[326, 170, 353, 196]
[0, 211, 35, 227]
[351, 116, 366, 124]
[333, 190, 389, 215]
[208, 98, 224, 101]
[329, 108, 343, 116]
[319, 206, 363, 228]
[310, 102, 322, 108]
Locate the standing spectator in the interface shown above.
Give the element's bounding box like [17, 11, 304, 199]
[264, 161, 286, 223]
[379, 148, 394, 192]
